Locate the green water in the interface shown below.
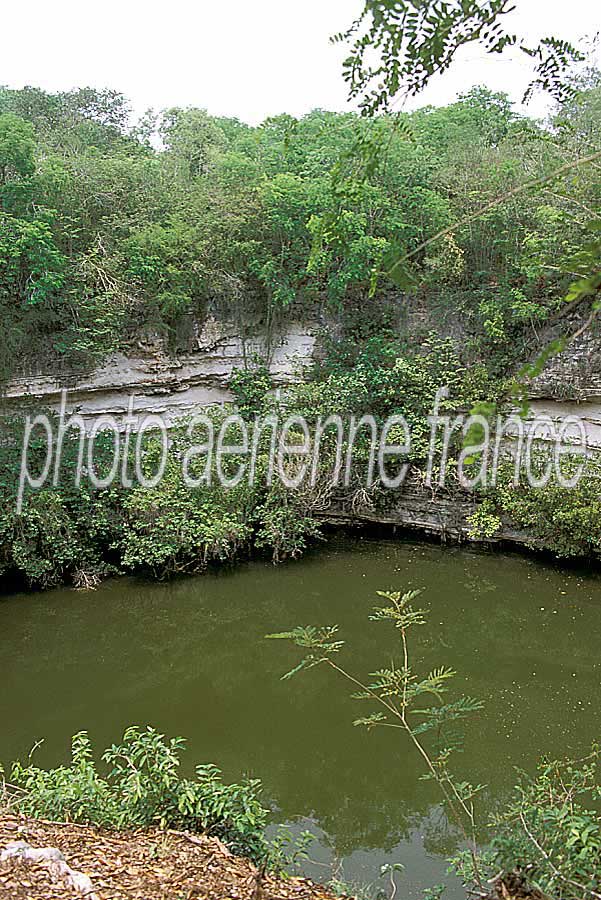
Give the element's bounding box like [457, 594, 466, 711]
[2, 536, 601, 897]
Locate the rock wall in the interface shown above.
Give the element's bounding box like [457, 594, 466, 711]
[4, 313, 600, 553]
[527, 327, 601, 451]
[317, 480, 538, 552]
[317, 329, 601, 550]
[4, 318, 317, 428]
[5, 313, 601, 444]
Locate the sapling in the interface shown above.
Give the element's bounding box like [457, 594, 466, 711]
[267, 589, 486, 893]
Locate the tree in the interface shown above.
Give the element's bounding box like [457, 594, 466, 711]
[0, 113, 35, 186]
[160, 107, 226, 178]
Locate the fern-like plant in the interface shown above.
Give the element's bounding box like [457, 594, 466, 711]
[267, 589, 486, 892]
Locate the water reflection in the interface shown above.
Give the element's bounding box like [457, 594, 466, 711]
[1, 536, 600, 896]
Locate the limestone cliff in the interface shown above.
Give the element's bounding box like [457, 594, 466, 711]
[4, 318, 316, 427]
[4, 314, 599, 555]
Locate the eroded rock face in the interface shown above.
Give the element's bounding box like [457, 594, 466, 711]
[530, 328, 601, 403]
[5, 312, 601, 445]
[3, 318, 317, 428]
[526, 327, 601, 451]
[317, 477, 535, 549]
[3, 314, 599, 553]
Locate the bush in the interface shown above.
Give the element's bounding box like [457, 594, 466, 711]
[0, 411, 323, 587]
[119, 449, 253, 577]
[474, 456, 601, 558]
[6, 727, 269, 860]
[488, 748, 601, 900]
[269, 590, 601, 899]
[229, 363, 273, 420]
[254, 483, 322, 563]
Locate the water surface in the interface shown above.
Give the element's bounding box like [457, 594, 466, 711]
[2, 537, 600, 897]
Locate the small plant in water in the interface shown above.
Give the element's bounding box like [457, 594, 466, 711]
[268, 825, 316, 875]
[268, 590, 601, 900]
[267, 589, 486, 894]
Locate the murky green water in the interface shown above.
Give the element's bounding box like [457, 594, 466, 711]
[2, 536, 601, 897]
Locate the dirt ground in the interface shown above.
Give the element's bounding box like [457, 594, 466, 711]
[0, 814, 339, 900]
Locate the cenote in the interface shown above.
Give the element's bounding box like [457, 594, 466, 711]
[2, 535, 601, 897]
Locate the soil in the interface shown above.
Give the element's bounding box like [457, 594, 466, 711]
[0, 814, 339, 900]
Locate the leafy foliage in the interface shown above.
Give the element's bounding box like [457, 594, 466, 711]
[333, 1, 583, 117]
[268, 589, 486, 891]
[489, 749, 601, 900]
[229, 363, 273, 420]
[473, 456, 601, 558]
[0, 78, 598, 380]
[0, 411, 322, 588]
[6, 727, 269, 860]
[269, 591, 601, 898]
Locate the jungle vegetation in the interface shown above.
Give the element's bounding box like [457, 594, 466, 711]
[0, 75, 599, 379]
[2, 4, 601, 898]
[0, 72, 600, 588]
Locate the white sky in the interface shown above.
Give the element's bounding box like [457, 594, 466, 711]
[2, 0, 600, 124]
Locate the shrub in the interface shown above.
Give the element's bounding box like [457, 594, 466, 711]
[488, 748, 601, 900]
[230, 363, 273, 419]
[475, 456, 601, 558]
[254, 484, 322, 563]
[6, 726, 269, 860]
[268, 589, 601, 899]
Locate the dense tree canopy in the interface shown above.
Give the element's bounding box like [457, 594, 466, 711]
[0, 79, 598, 381]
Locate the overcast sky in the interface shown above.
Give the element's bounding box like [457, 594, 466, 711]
[3, 0, 600, 123]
